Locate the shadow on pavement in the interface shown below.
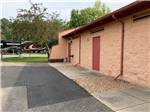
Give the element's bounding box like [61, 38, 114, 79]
[2, 63, 90, 108]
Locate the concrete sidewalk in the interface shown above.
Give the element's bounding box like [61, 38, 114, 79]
[93, 87, 150, 112]
[50, 63, 150, 112]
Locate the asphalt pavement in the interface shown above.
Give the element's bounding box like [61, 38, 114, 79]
[1, 63, 114, 112]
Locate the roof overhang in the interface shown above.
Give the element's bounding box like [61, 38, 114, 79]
[63, 1, 150, 38]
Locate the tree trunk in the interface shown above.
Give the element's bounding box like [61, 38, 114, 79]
[45, 42, 50, 62]
[1, 53, 3, 59]
[13, 49, 14, 55]
[47, 52, 50, 61]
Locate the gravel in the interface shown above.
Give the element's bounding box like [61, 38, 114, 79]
[72, 75, 132, 93]
[52, 63, 133, 93]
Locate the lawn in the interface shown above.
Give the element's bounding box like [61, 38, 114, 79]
[1, 53, 48, 62]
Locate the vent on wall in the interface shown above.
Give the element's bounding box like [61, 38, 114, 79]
[133, 10, 150, 21]
[90, 26, 104, 33]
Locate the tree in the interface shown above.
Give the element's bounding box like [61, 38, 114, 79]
[69, 0, 110, 28]
[0, 18, 12, 40]
[10, 2, 67, 59]
[69, 9, 80, 28]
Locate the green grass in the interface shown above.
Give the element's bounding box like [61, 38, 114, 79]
[21, 53, 47, 57]
[1, 57, 48, 62]
[2, 53, 47, 58]
[1, 53, 48, 62]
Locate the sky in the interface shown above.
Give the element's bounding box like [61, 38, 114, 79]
[0, 0, 136, 21]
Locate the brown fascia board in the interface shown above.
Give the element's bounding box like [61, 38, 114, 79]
[63, 1, 150, 38]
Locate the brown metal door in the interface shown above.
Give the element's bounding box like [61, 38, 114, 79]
[68, 43, 71, 62]
[92, 36, 100, 71]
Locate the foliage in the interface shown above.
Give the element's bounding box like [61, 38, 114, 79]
[69, 0, 110, 28]
[48, 37, 58, 49]
[1, 0, 110, 59]
[9, 2, 67, 58]
[1, 18, 12, 40]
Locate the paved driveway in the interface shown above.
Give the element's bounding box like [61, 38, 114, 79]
[1, 63, 113, 112]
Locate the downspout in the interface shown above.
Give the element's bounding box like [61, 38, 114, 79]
[68, 37, 72, 62]
[79, 35, 81, 64]
[112, 14, 125, 80]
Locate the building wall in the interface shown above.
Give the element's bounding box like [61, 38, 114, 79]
[51, 9, 150, 87]
[71, 37, 79, 64]
[70, 22, 122, 76]
[69, 32, 93, 68]
[149, 23, 150, 87]
[100, 16, 149, 87]
[50, 38, 67, 59]
[123, 15, 150, 87]
[80, 32, 92, 69]
[50, 29, 75, 60]
[69, 11, 150, 87]
[100, 22, 121, 77]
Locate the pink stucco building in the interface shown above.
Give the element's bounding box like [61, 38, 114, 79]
[50, 1, 150, 88]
